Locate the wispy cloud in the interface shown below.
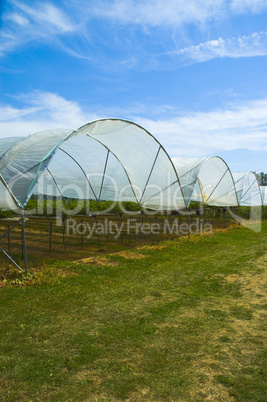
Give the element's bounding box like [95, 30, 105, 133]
[15, 1, 74, 32]
[1, 91, 267, 164]
[230, 0, 267, 14]
[0, 1, 76, 56]
[0, 91, 96, 136]
[90, 0, 226, 27]
[159, 31, 267, 66]
[135, 99, 267, 157]
[2, 0, 267, 62]
[89, 0, 267, 26]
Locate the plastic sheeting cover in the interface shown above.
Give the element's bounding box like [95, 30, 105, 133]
[260, 186, 267, 205]
[172, 156, 238, 207]
[0, 119, 265, 212]
[233, 172, 262, 206]
[0, 119, 186, 211]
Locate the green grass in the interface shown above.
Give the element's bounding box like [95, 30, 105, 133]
[0, 224, 267, 401]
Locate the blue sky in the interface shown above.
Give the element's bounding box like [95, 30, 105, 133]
[0, 0, 267, 173]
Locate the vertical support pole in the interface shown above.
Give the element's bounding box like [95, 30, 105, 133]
[81, 219, 84, 248]
[7, 225, 12, 256]
[21, 209, 28, 274]
[106, 218, 109, 243]
[187, 208, 191, 239]
[49, 222, 53, 254]
[237, 205, 241, 225]
[94, 215, 101, 250]
[120, 214, 123, 244]
[62, 217, 68, 257]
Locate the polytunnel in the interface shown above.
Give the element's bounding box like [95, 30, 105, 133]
[232, 172, 262, 206]
[0, 119, 186, 212]
[171, 156, 238, 207]
[260, 186, 267, 206]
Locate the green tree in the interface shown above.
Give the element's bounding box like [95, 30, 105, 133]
[254, 172, 267, 186]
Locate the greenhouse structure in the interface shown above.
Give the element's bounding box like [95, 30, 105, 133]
[0, 118, 266, 271]
[171, 156, 238, 207]
[0, 119, 186, 212]
[232, 171, 262, 207]
[260, 186, 267, 206]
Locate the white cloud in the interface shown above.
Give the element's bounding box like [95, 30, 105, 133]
[90, 0, 226, 27]
[135, 99, 267, 157]
[1, 92, 267, 163]
[17, 91, 85, 125]
[6, 12, 29, 26]
[230, 0, 267, 14]
[88, 0, 267, 26]
[0, 1, 76, 56]
[13, 1, 74, 32]
[0, 91, 97, 137]
[160, 31, 267, 65]
[1, 0, 267, 66]
[0, 105, 38, 121]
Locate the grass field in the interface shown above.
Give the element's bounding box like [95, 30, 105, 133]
[0, 223, 266, 401]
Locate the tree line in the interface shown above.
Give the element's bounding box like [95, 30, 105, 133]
[255, 172, 267, 186]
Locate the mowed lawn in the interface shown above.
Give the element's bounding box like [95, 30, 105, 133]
[0, 223, 266, 401]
